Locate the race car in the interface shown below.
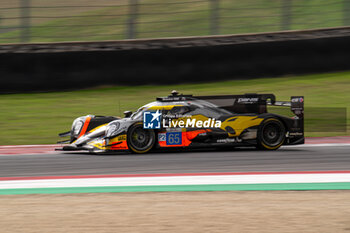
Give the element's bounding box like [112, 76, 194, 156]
[57, 91, 304, 153]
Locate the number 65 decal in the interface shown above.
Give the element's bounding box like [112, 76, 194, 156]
[166, 132, 182, 145]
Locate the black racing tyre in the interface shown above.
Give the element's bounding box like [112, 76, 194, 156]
[257, 118, 285, 150]
[127, 122, 155, 154]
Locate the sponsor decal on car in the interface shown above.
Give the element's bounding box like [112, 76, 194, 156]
[217, 138, 236, 143]
[166, 132, 182, 145]
[289, 132, 303, 136]
[158, 133, 166, 142]
[163, 118, 221, 128]
[143, 110, 162, 129]
[217, 138, 242, 143]
[117, 135, 127, 141]
[143, 111, 221, 129]
[291, 97, 304, 103]
[237, 97, 259, 104]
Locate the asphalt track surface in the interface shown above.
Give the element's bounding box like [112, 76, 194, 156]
[0, 145, 349, 177]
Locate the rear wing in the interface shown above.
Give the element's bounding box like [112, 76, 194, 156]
[195, 93, 304, 118]
[268, 96, 304, 118]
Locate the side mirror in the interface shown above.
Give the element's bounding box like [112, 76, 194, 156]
[124, 111, 132, 118]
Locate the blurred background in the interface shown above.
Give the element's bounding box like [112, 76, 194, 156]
[0, 0, 349, 43]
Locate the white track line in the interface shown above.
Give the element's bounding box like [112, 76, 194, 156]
[286, 143, 350, 148]
[1, 173, 350, 189]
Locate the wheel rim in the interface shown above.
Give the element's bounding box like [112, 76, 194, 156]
[129, 126, 154, 151]
[261, 121, 284, 147]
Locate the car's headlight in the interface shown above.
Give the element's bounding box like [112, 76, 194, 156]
[72, 120, 84, 136]
[106, 122, 120, 137]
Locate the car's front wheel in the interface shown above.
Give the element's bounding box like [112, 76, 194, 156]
[257, 118, 285, 150]
[127, 122, 155, 154]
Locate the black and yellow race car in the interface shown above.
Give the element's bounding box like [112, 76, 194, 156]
[58, 91, 304, 153]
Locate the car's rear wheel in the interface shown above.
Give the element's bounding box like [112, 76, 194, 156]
[127, 122, 155, 154]
[257, 118, 285, 150]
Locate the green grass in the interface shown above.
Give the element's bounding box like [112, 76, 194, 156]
[0, 0, 346, 43]
[0, 71, 349, 145]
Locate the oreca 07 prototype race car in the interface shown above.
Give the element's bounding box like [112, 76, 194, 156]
[57, 91, 304, 153]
